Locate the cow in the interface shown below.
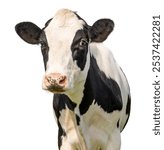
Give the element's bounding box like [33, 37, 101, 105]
[15, 9, 131, 150]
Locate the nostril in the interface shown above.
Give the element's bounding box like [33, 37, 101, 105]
[47, 76, 51, 82]
[46, 76, 54, 84]
[59, 76, 67, 85]
[45, 74, 67, 86]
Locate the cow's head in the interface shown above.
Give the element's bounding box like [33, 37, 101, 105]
[15, 9, 114, 102]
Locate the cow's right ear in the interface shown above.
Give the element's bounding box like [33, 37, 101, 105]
[15, 22, 42, 44]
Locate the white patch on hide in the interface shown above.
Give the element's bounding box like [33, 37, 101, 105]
[79, 101, 121, 150]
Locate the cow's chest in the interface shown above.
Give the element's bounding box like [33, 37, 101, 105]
[59, 100, 121, 150]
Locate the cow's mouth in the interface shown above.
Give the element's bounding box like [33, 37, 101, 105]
[45, 86, 66, 93]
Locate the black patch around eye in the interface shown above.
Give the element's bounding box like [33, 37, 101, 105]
[71, 29, 89, 70]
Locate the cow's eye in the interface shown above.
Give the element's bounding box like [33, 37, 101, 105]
[79, 38, 88, 46]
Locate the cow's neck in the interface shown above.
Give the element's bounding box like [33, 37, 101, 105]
[66, 52, 90, 105]
[66, 79, 86, 105]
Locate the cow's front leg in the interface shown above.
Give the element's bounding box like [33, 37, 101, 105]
[57, 107, 87, 150]
[59, 136, 73, 150]
[59, 133, 87, 150]
[105, 129, 121, 150]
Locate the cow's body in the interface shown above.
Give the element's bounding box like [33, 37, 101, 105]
[15, 9, 131, 150]
[53, 43, 130, 150]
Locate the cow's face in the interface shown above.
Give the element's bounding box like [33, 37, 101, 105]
[15, 9, 114, 99]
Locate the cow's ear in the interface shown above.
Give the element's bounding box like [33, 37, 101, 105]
[15, 22, 42, 44]
[89, 19, 114, 42]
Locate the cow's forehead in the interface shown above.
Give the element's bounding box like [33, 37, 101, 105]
[52, 9, 85, 27]
[44, 9, 85, 40]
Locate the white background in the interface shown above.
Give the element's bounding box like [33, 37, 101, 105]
[0, 0, 163, 149]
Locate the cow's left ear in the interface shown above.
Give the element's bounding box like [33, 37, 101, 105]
[15, 22, 42, 44]
[89, 19, 114, 42]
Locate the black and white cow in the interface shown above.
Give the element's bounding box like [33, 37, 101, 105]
[15, 9, 131, 150]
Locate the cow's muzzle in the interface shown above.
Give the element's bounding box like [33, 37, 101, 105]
[43, 73, 67, 92]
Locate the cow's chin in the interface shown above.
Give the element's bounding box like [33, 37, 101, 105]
[42, 85, 68, 94]
[42, 80, 85, 96]
[48, 89, 66, 94]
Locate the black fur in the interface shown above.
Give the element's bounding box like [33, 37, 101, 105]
[89, 19, 114, 42]
[15, 22, 42, 44]
[71, 29, 89, 70]
[45, 18, 52, 28]
[126, 95, 131, 114]
[76, 114, 80, 126]
[79, 56, 123, 115]
[121, 95, 131, 132]
[117, 119, 120, 128]
[58, 121, 66, 148]
[39, 31, 49, 70]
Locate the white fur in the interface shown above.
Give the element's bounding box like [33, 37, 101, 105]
[81, 101, 121, 150]
[59, 102, 121, 150]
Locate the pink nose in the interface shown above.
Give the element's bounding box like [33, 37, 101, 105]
[44, 73, 67, 91]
